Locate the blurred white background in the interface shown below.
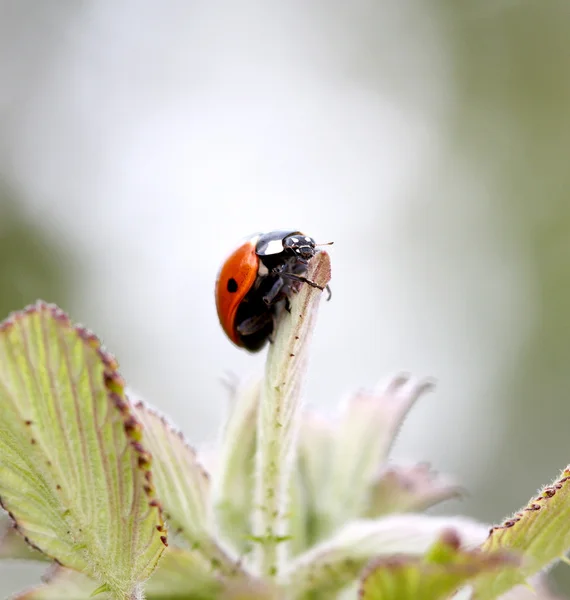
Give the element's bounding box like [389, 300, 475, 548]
[2, 0, 570, 596]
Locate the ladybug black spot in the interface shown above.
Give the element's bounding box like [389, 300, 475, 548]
[227, 278, 238, 293]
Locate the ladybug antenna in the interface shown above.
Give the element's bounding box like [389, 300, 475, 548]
[316, 241, 334, 247]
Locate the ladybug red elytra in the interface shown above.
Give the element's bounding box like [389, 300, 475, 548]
[215, 230, 331, 352]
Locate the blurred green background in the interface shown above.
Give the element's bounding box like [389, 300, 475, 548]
[1, 0, 570, 597]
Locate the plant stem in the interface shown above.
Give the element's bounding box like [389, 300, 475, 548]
[128, 585, 144, 600]
[253, 252, 331, 578]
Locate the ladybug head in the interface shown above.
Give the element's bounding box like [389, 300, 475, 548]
[283, 234, 316, 261]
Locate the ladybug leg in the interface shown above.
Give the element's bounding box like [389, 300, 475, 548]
[236, 311, 273, 336]
[325, 284, 332, 301]
[279, 272, 325, 291]
[262, 277, 285, 306]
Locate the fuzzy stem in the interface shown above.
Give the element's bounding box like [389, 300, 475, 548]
[128, 584, 144, 600]
[253, 251, 331, 578]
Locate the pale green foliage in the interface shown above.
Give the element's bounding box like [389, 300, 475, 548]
[280, 516, 491, 598]
[0, 523, 49, 562]
[213, 377, 260, 553]
[0, 252, 568, 599]
[0, 305, 165, 599]
[363, 464, 464, 518]
[11, 548, 223, 599]
[11, 566, 99, 599]
[472, 467, 570, 599]
[323, 378, 434, 534]
[131, 400, 239, 577]
[358, 530, 515, 600]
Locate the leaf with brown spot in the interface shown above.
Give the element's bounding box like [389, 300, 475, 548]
[0, 302, 165, 599]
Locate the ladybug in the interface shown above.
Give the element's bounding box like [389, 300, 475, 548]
[215, 230, 331, 352]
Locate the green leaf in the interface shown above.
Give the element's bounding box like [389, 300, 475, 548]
[281, 514, 490, 597]
[144, 546, 225, 599]
[497, 577, 566, 600]
[0, 519, 50, 561]
[11, 546, 239, 600]
[211, 377, 260, 553]
[0, 302, 166, 598]
[11, 565, 109, 599]
[496, 580, 564, 600]
[90, 583, 111, 597]
[293, 411, 334, 552]
[217, 579, 282, 600]
[359, 530, 515, 600]
[363, 463, 464, 518]
[472, 465, 570, 599]
[131, 398, 241, 576]
[322, 376, 434, 536]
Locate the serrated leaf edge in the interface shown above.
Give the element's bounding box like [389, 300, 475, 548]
[130, 393, 210, 538]
[486, 466, 570, 540]
[0, 301, 169, 561]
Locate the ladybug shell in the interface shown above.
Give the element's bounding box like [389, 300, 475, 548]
[215, 237, 260, 347]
